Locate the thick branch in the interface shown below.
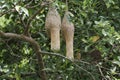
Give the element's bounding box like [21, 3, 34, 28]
[0, 31, 47, 80]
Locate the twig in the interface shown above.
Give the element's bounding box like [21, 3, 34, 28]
[98, 65, 107, 80]
[40, 51, 90, 64]
[0, 9, 15, 17]
[26, 2, 41, 9]
[21, 72, 37, 77]
[40, 51, 96, 80]
[74, 59, 90, 64]
[24, 1, 49, 36]
[18, 14, 27, 28]
[0, 71, 37, 79]
[24, 0, 34, 8]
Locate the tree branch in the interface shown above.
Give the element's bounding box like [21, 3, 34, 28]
[0, 9, 15, 17]
[40, 51, 95, 80]
[24, 1, 49, 36]
[0, 71, 37, 80]
[0, 31, 47, 80]
[98, 66, 108, 80]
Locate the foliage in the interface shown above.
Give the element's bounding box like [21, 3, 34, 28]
[0, 0, 120, 80]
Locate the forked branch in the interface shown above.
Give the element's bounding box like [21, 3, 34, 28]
[0, 31, 47, 80]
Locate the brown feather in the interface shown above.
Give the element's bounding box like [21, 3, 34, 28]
[61, 12, 74, 59]
[45, 6, 61, 51]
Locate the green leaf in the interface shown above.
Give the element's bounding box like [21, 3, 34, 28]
[110, 67, 117, 75]
[15, 5, 21, 12]
[118, 56, 120, 61]
[21, 7, 29, 16]
[39, 32, 47, 40]
[15, 73, 21, 80]
[102, 29, 107, 36]
[113, 61, 120, 67]
[68, 12, 74, 17]
[15, 5, 29, 16]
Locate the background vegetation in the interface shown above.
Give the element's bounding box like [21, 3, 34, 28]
[0, 0, 120, 80]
